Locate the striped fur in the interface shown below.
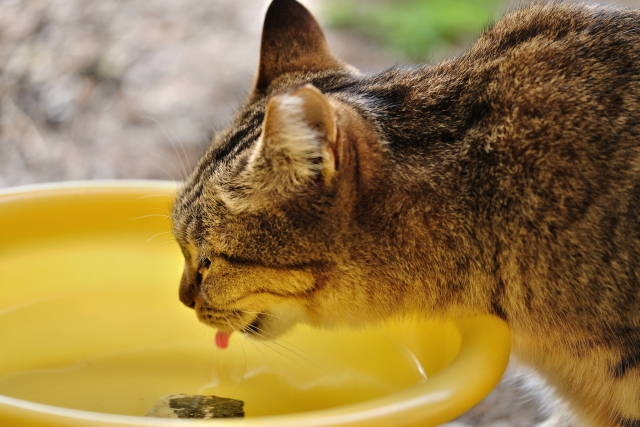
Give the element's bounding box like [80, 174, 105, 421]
[172, 1, 640, 425]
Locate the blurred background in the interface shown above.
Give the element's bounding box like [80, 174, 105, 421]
[2, 0, 638, 188]
[1, 0, 638, 425]
[0, 0, 508, 188]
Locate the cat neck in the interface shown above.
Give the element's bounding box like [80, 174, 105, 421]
[336, 64, 505, 320]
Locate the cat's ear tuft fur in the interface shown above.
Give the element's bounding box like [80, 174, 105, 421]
[262, 83, 338, 181]
[223, 84, 338, 211]
[255, 0, 344, 92]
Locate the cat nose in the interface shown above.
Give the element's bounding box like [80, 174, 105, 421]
[179, 265, 200, 309]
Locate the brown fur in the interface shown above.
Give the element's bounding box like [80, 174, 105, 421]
[172, 1, 640, 425]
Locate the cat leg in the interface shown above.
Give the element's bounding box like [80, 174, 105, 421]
[553, 351, 640, 427]
[515, 338, 640, 427]
[607, 365, 640, 427]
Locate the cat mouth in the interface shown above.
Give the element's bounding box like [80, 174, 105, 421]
[211, 312, 265, 349]
[241, 312, 265, 337]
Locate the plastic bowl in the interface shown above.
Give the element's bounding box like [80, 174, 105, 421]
[0, 181, 510, 427]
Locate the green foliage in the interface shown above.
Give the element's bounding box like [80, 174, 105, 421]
[325, 0, 502, 61]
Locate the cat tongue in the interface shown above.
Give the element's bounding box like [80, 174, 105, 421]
[215, 331, 231, 349]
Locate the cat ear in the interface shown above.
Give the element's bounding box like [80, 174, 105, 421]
[221, 84, 338, 211]
[260, 83, 338, 184]
[255, 0, 345, 92]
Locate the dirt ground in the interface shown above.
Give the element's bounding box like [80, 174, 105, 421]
[1, 0, 639, 425]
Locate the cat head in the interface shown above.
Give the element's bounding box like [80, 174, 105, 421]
[172, 0, 386, 340]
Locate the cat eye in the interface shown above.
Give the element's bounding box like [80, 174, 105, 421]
[201, 257, 212, 269]
[219, 253, 254, 266]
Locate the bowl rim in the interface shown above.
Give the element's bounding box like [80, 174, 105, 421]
[0, 179, 178, 200]
[0, 180, 511, 427]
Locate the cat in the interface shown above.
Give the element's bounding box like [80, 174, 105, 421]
[171, 0, 640, 426]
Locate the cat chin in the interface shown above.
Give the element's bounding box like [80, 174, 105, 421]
[241, 312, 294, 341]
[244, 321, 294, 341]
[244, 305, 309, 341]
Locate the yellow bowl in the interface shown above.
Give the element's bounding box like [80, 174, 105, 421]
[0, 181, 510, 427]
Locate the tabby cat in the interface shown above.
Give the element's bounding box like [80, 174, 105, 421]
[171, 0, 640, 425]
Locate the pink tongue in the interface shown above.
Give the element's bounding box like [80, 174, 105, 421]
[215, 331, 231, 349]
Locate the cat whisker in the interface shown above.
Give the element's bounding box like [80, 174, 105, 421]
[240, 310, 289, 322]
[238, 310, 295, 330]
[148, 206, 172, 213]
[242, 334, 271, 364]
[148, 240, 179, 250]
[203, 313, 232, 323]
[243, 325, 333, 378]
[253, 338, 297, 398]
[267, 335, 334, 376]
[145, 158, 184, 182]
[248, 334, 319, 379]
[143, 114, 192, 179]
[144, 231, 171, 245]
[129, 213, 173, 221]
[237, 310, 333, 373]
[235, 312, 329, 372]
[136, 193, 178, 200]
[239, 332, 295, 397]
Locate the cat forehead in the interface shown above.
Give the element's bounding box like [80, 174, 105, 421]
[172, 75, 370, 229]
[172, 134, 261, 244]
[212, 108, 266, 165]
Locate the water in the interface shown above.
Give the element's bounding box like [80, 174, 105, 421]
[0, 286, 428, 417]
